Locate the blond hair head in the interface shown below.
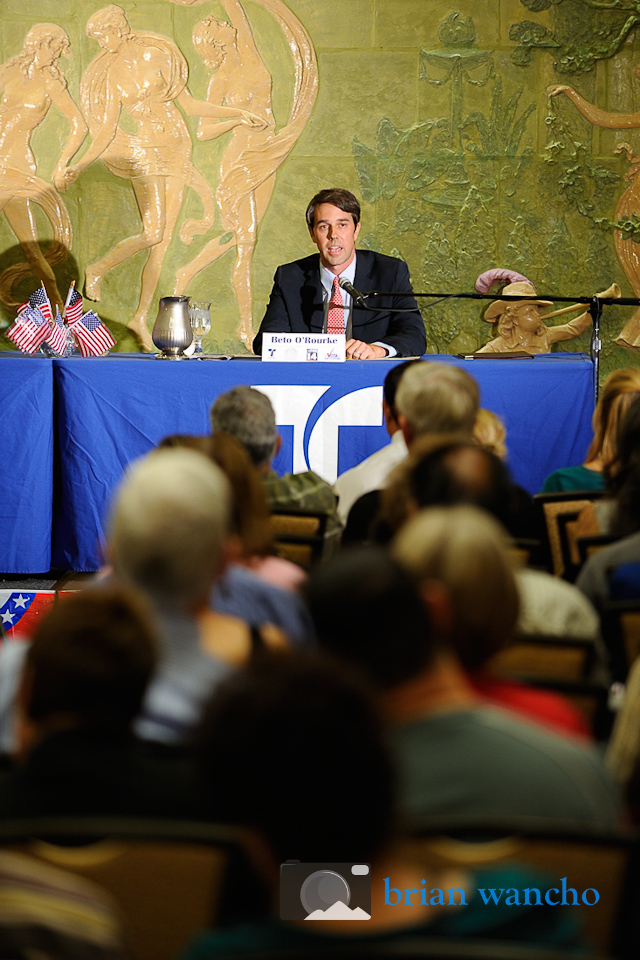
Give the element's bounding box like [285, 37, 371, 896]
[586, 367, 640, 470]
[109, 448, 231, 611]
[393, 505, 519, 670]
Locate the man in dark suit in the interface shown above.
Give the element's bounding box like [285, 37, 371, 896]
[253, 188, 426, 359]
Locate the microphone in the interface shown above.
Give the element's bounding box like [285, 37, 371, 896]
[338, 277, 367, 306]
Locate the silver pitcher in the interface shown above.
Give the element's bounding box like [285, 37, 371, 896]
[152, 296, 193, 359]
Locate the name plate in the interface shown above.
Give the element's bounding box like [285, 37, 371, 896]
[262, 333, 346, 362]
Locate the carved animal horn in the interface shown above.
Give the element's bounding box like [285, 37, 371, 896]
[541, 283, 622, 321]
[594, 282, 621, 300]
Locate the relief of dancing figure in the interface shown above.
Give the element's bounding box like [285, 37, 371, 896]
[0, 24, 87, 314]
[174, 0, 318, 349]
[550, 74, 640, 351]
[56, 4, 264, 351]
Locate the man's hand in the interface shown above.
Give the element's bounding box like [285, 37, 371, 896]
[346, 339, 387, 360]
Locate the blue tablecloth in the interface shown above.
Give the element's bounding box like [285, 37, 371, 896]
[50, 353, 595, 571]
[0, 352, 595, 572]
[0, 354, 53, 573]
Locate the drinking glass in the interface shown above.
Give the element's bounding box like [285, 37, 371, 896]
[188, 301, 212, 357]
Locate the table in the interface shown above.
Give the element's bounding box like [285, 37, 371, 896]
[1, 354, 53, 573]
[0, 352, 595, 573]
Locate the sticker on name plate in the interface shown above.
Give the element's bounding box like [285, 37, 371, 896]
[262, 333, 346, 362]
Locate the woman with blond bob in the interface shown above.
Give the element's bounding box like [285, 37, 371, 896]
[393, 505, 591, 738]
[541, 367, 640, 493]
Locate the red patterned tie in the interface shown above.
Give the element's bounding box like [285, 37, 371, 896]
[327, 276, 344, 335]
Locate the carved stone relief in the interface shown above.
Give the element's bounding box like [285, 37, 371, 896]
[0, 23, 86, 314]
[0, 1, 316, 352]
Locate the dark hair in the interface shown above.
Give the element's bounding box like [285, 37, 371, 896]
[383, 359, 422, 420]
[412, 443, 514, 524]
[305, 188, 360, 230]
[25, 586, 157, 731]
[382, 436, 519, 536]
[196, 652, 394, 863]
[608, 394, 640, 535]
[304, 547, 436, 688]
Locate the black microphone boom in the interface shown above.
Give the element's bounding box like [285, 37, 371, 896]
[338, 277, 367, 306]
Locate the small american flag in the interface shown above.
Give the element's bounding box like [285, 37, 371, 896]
[45, 310, 68, 356]
[64, 285, 84, 324]
[68, 310, 115, 357]
[27, 285, 53, 322]
[6, 306, 50, 354]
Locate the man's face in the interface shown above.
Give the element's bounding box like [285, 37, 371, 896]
[309, 203, 360, 274]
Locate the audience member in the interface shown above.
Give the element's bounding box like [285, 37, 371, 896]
[333, 359, 420, 522]
[392, 505, 590, 739]
[210, 386, 341, 550]
[342, 361, 480, 542]
[394, 360, 479, 443]
[0, 586, 197, 817]
[109, 448, 286, 744]
[607, 656, 640, 822]
[158, 433, 306, 592]
[381, 436, 601, 646]
[305, 541, 619, 824]
[541, 367, 640, 493]
[472, 408, 507, 459]
[577, 393, 640, 608]
[183, 653, 583, 956]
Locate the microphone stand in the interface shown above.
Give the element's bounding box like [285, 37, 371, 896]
[362, 289, 640, 404]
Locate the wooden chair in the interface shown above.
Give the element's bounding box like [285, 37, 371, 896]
[229, 944, 609, 960]
[491, 634, 598, 681]
[534, 491, 604, 578]
[0, 817, 266, 960]
[506, 538, 542, 569]
[601, 599, 640, 682]
[408, 817, 638, 957]
[270, 509, 328, 569]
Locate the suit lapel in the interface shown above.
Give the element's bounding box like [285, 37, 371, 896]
[301, 256, 325, 332]
[354, 250, 376, 297]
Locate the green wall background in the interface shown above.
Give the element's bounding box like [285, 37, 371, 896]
[2, 0, 640, 374]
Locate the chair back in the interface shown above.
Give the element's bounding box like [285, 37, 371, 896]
[534, 491, 604, 578]
[491, 634, 597, 681]
[228, 944, 607, 960]
[0, 817, 263, 960]
[270, 510, 328, 569]
[408, 817, 637, 957]
[601, 598, 640, 681]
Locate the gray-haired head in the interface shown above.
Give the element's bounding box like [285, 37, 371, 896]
[395, 361, 480, 441]
[210, 387, 278, 469]
[108, 448, 231, 611]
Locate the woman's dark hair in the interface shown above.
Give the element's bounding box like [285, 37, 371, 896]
[196, 652, 394, 864]
[608, 394, 640, 535]
[26, 585, 156, 731]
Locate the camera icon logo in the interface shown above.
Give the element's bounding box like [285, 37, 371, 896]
[280, 862, 371, 922]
